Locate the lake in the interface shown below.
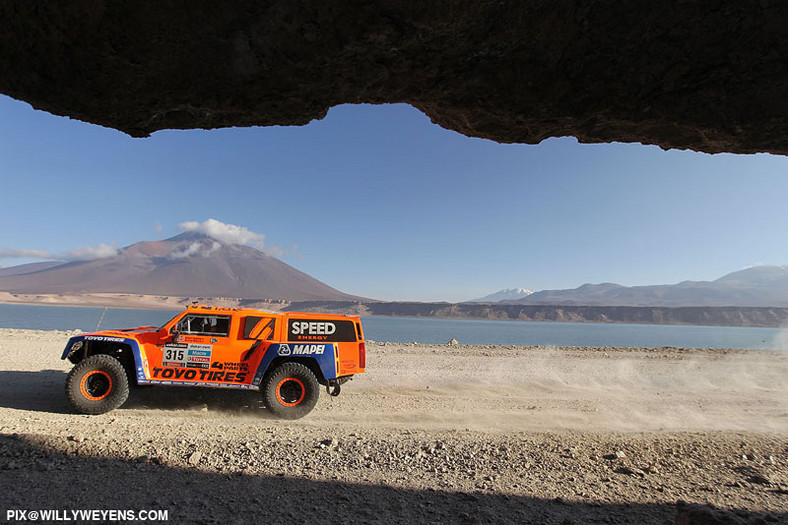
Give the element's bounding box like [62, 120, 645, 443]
[0, 303, 785, 349]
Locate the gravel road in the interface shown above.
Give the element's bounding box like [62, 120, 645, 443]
[1, 329, 786, 524]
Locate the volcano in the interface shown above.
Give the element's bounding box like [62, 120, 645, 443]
[0, 233, 365, 301]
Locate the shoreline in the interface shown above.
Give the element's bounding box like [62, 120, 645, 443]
[2, 292, 788, 328]
[0, 292, 185, 310]
[0, 328, 777, 358]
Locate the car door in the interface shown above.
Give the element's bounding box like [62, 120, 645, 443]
[150, 313, 236, 384]
[223, 315, 278, 385]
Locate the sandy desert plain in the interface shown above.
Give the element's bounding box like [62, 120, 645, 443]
[1, 328, 787, 524]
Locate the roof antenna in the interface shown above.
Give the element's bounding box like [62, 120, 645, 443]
[96, 307, 109, 330]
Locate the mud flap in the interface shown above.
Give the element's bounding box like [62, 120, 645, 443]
[326, 381, 341, 397]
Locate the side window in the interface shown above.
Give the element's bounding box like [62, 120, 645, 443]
[210, 316, 231, 335]
[176, 315, 231, 337]
[243, 316, 275, 340]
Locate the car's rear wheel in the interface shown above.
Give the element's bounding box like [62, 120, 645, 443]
[262, 362, 319, 419]
[66, 355, 130, 415]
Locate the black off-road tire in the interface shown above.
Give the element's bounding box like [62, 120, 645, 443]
[66, 355, 130, 415]
[262, 362, 319, 419]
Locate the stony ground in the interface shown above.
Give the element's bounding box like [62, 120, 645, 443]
[1, 329, 787, 524]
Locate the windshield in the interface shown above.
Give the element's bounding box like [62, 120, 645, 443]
[158, 311, 184, 331]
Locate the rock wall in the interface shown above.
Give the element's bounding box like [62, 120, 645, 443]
[2, 1, 788, 153]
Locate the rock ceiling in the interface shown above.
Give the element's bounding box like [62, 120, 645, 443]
[2, 2, 786, 153]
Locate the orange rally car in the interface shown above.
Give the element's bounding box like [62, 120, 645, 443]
[61, 304, 366, 419]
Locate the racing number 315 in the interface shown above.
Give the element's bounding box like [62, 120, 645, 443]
[164, 348, 184, 361]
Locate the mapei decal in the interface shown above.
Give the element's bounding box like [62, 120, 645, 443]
[287, 319, 357, 342]
[277, 343, 330, 356]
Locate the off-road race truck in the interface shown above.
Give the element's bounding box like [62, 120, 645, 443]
[61, 304, 366, 419]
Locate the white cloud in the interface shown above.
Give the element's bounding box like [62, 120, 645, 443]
[206, 241, 222, 256]
[1, 219, 284, 267]
[63, 244, 118, 261]
[169, 240, 224, 260]
[169, 242, 203, 259]
[0, 244, 117, 263]
[0, 247, 55, 259]
[178, 218, 266, 249]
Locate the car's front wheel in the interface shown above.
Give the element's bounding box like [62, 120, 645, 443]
[262, 362, 319, 419]
[66, 355, 130, 415]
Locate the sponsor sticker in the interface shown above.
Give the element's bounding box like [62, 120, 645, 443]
[178, 335, 206, 344]
[163, 343, 212, 369]
[211, 361, 249, 371]
[290, 321, 336, 336]
[151, 367, 248, 383]
[85, 336, 126, 343]
[277, 343, 330, 356]
[287, 319, 357, 342]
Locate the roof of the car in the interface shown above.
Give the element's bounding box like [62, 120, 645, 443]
[184, 304, 360, 319]
[185, 304, 278, 316]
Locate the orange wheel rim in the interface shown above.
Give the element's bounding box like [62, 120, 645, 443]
[276, 377, 305, 407]
[80, 370, 113, 401]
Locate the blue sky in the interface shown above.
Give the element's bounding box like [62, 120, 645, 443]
[2, 94, 788, 301]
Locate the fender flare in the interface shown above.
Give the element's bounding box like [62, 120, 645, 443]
[62, 335, 147, 384]
[251, 343, 338, 388]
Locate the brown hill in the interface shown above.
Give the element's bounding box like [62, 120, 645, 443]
[0, 261, 64, 277]
[0, 233, 366, 302]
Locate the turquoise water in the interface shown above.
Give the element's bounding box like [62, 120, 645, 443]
[0, 304, 182, 332]
[361, 316, 785, 349]
[0, 303, 784, 349]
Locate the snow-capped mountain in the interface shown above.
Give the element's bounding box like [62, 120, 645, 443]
[469, 287, 534, 303]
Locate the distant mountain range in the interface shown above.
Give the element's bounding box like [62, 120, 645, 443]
[483, 266, 788, 307]
[0, 232, 365, 302]
[3, 234, 788, 310]
[470, 287, 534, 302]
